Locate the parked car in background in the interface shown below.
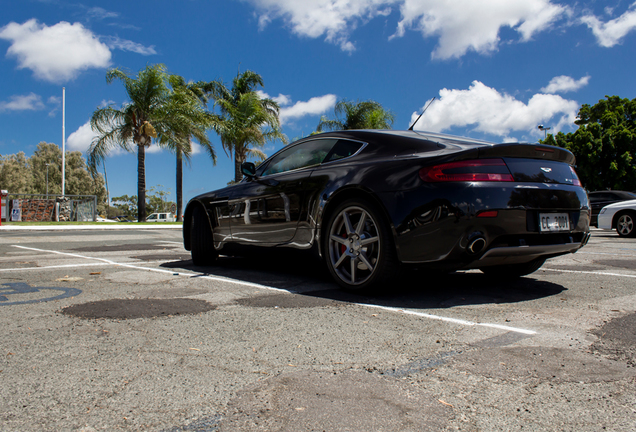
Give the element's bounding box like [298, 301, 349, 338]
[597, 199, 636, 237]
[146, 212, 176, 222]
[183, 130, 590, 292]
[96, 216, 117, 222]
[588, 190, 636, 227]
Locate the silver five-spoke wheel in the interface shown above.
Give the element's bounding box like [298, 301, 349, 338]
[616, 212, 636, 238]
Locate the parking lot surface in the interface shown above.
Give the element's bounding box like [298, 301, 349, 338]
[1, 227, 635, 431]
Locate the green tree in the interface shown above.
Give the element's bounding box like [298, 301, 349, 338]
[550, 96, 636, 191]
[1, 143, 106, 210]
[29, 142, 105, 198]
[89, 64, 172, 222]
[0, 152, 33, 194]
[206, 70, 287, 183]
[316, 99, 395, 132]
[159, 75, 217, 221]
[28, 142, 61, 195]
[111, 194, 138, 219]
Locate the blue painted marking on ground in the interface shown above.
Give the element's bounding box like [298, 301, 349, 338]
[0, 282, 82, 306]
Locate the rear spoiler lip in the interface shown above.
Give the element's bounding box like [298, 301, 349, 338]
[477, 143, 576, 165]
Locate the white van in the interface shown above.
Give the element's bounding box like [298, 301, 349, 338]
[146, 212, 176, 222]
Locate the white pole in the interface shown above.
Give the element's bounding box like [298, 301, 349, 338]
[62, 87, 66, 196]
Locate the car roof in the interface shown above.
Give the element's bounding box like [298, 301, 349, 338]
[312, 129, 497, 147]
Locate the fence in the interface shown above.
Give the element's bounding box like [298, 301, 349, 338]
[1, 194, 97, 222]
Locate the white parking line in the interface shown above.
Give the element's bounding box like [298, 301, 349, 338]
[542, 268, 636, 278]
[12, 245, 284, 292]
[0, 261, 174, 272]
[11, 245, 537, 335]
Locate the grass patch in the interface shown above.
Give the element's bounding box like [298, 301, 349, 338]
[2, 221, 183, 226]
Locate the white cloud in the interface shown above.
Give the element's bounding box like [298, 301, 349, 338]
[280, 94, 337, 124]
[0, 93, 45, 112]
[0, 19, 112, 83]
[191, 142, 203, 155]
[67, 122, 97, 152]
[245, 0, 399, 52]
[47, 95, 61, 117]
[67, 121, 127, 156]
[104, 36, 157, 55]
[146, 144, 164, 154]
[256, 90, 292, 106]
[581, 3, 636, 47]
[245, 0, 565, 58]
[411, 81, 579, 138]
[394, 0, 566, 59]
[87, 7, 119, 20]
[541, 75, 590, 94]
[257, 91, 337, 125]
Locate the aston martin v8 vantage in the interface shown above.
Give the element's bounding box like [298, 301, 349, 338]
[183, 130, 591, 291]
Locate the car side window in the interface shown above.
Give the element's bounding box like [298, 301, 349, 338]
[261, 139, 337, 176]
[324, 139, 364, 163]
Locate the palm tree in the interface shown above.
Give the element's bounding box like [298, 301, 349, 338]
[206, 70, 287, 182]
[159, 74, 217, 222]
[88, 64, 170, 222]
[317, 99, 395, 132]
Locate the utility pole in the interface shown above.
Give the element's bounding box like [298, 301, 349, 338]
[46, 163, 50, 196]
[62, 87, 66, 196]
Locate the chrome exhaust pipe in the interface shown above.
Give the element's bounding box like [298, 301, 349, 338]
[467, 237, 486, 254]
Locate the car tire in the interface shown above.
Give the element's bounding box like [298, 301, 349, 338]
[190, 206, 218, 266]
[480, 258, 546, 278]
[615, 211, 636, 238]
[323, 198, 398, 291]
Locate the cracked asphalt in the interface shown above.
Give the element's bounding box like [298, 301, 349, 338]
[0, 227, 635, 431]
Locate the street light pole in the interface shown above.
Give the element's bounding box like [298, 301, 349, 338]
[538, 125, 551, 139]
[46, 163, 50, 196]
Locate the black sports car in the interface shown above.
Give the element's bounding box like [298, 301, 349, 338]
[183, 130, 591, 291]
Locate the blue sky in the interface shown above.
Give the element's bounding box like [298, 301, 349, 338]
[1, 0, 635, 206]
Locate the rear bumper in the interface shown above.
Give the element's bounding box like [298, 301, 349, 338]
[378, 182, 590, 267]
[461, 232, 591, 268]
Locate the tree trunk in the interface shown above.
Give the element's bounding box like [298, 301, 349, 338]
[234, 151, 242, 183]
[138, 144, 146, 222]
[176, 152, 183, 222]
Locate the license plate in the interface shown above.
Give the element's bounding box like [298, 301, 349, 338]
[539, 212, 570, 232]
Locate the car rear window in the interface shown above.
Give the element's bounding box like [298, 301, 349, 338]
[504, 158, 578, 185]
[324, 139, 364, 163]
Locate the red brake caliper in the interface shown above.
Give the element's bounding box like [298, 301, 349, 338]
[341, 232, 347, 255]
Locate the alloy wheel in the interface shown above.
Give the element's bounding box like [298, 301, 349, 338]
[617, 213, 634, 237]
[327, 205, 381, 286]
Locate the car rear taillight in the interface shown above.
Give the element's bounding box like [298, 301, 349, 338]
[569, 166, 582, 187]
[419, 159, 514, 182]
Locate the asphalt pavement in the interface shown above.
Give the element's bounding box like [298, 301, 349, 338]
[1, 227, 635, 431]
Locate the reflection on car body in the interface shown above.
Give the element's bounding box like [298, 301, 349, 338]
[183, 130, 591, 291]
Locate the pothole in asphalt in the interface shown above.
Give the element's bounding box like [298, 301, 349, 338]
[448, 347, 633, 383]
[218, 370, 452, 431]
[591, 312, 636, 367]
[61, 298, 216, 319]
[236, 293, 343, 309]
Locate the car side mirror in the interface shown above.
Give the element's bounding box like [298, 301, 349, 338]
[241, 161, 256, 178]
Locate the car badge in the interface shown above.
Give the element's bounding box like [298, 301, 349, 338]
[540, 167, 552, 173]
